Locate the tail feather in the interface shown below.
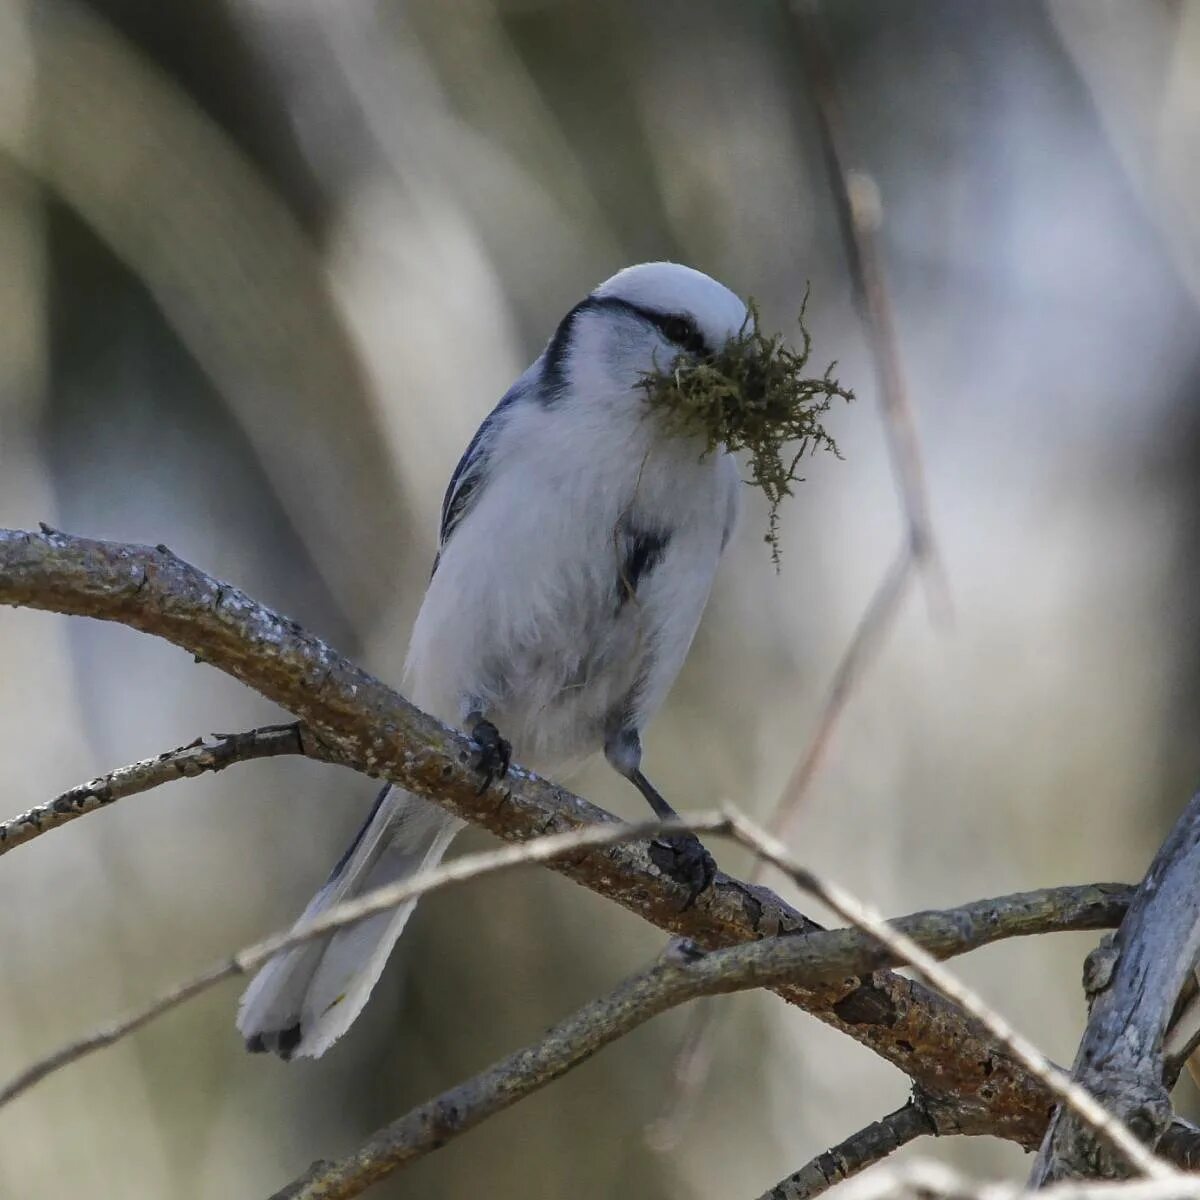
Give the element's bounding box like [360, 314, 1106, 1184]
[237, 787, 462, 1059]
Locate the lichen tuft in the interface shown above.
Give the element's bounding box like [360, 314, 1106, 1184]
[640, 293, 853, 565]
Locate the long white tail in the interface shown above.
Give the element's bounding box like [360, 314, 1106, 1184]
[237, 787, 462, 1059]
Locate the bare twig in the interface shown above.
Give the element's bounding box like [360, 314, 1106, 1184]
[1163, 978, 1200, 1077]
[788, 0, 949, 620]
[266, 949, 736, 1199]
[268, 846, 1133, 1199]
[759, 1100, 935, 1200]
[1031, 792, 1200, 1184]
[0, 795, 1131, 1123]
[0, 723, 329, 856]
[769, 542, 915, 841]
[0, 527, 1124, 1146]
[0, 811, 721, 1109]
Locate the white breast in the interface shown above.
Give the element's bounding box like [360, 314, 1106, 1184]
[403, 391, 738, 777]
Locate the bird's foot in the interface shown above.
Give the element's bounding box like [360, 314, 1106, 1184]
[469, 719, 511, 792]
[649, 833, 716, 909]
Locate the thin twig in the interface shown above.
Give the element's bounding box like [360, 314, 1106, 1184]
[0, 724, 327, 856]
[759, 1101, 935, 1200]
[643, 994, 725, 1151]
[0, 812, 720, 1109]
[272, 963, 922, 1198]
[769, 541, 915, 842]
[0, 801, 1131, 1121]
[789, 0, 950, 622]
[266, 951, 734, 1199]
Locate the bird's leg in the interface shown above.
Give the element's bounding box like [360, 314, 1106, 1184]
[464, 706, 511, 792]
[605, 728, 716, 907]
[630, 768, 717, 907]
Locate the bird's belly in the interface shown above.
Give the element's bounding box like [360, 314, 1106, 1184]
[404, 440, 731, 778]
[483, 611, 644, 776]
[405, 522, 635, 775]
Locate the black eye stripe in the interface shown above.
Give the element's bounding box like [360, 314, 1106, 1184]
[564, 295, 712, 357]
[639, 309, 709, 356]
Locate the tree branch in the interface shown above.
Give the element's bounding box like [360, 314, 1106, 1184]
[262, 863, 1132, 1199]
[0, 527, 1130, 1147]
[1031, 791, 1200, 1184]
[267, 945, 749, 1199]
[0, 723, 329, 856]
[0, 791, 1133, 1115]
[759, 1101, 935, 1200]
[770, 544, 915, 836]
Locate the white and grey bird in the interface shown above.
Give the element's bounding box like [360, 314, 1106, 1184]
[238, 262, 747, 1059]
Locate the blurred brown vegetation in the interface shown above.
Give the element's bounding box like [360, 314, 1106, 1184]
[2, 1, 1200, 1196]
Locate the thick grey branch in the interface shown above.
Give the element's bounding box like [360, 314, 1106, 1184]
[0, 527, 1129, 1146]
[0, 723, 328, 856]
[1032, 792, 1200, 1184]
[760, 1101, 935, 1200]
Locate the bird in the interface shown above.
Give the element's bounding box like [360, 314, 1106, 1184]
[238, 262, 747, 1059]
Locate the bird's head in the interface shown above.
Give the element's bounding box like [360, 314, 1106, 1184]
[542, 262, 748, 402]
[529, 262, 849, 564]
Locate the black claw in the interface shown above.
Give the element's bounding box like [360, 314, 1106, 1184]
[649, 833, 717, 909]
[470, 719, 511, 792]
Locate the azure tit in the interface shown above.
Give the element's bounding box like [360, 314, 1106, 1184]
[238, 262, 747, 1059]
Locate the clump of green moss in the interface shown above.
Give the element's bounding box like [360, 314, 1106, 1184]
[640, 294, 853, 565]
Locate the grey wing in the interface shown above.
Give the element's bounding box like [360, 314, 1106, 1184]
[433, 381, 525, 574]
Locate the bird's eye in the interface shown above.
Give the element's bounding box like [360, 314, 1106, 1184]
[658, 315, 707, 355]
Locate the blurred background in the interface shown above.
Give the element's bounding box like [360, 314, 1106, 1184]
[1, 0, 1199, 1196]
